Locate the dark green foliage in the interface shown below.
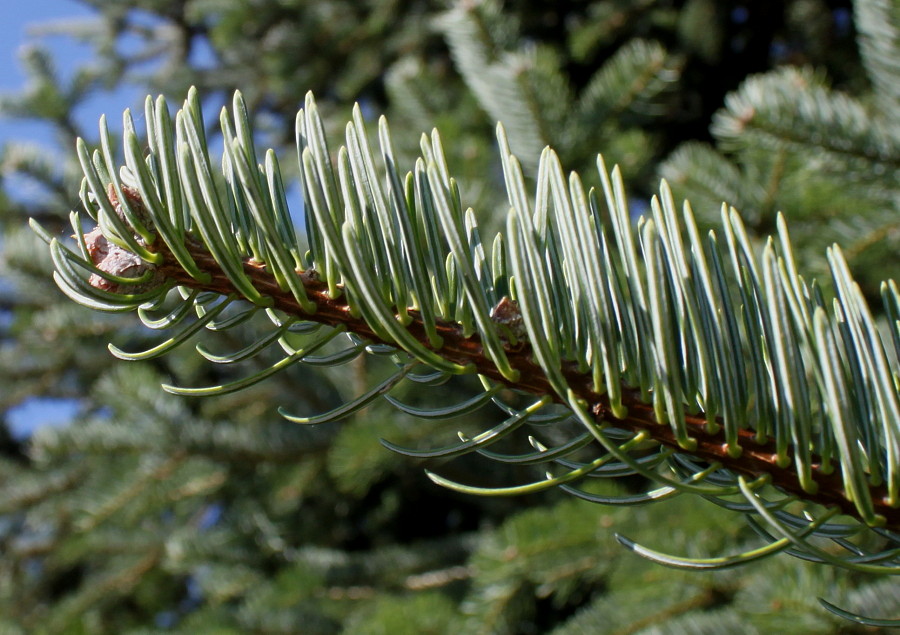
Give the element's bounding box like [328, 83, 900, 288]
[1, 1, 897, 632]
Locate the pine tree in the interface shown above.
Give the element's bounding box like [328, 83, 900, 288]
[2, 1, 898, 633]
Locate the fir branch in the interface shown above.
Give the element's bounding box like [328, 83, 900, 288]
[712, 67, 899, 172]
[38, 89, 900, 583]
[854, 0, 900, 119]
[141, 215, 900, 529]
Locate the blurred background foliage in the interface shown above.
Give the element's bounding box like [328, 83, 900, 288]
[0, 0, 898, 632]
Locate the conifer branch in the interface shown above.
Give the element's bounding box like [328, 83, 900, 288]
[146, 221, 898, 528]
[38, 88, 900, 579]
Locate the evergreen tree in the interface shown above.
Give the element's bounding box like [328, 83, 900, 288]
[2, 1, 898, 633]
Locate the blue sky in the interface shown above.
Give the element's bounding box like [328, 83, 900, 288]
[2, 2, 230, 441]
[0, 0, 131, 439]
[2, 2, 286, 440]
[0, 1, 138, 148]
